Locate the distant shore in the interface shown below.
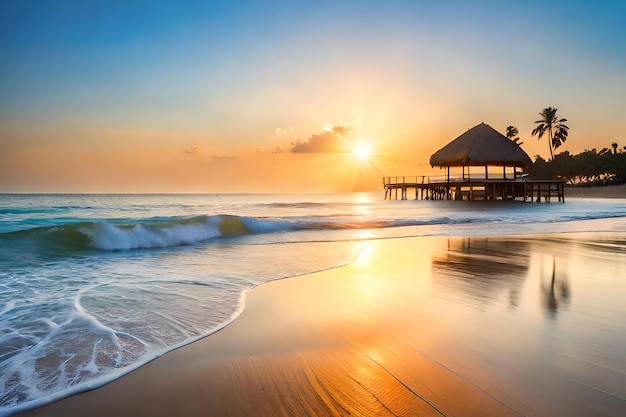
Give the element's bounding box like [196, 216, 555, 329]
[565, 183, 626, 199]
[18, 232, 626, 417]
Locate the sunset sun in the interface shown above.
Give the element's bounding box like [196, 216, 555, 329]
[352, 143, 373, 161]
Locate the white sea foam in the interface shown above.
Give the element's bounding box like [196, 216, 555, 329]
[240, 216, 294, 233]
[1, 193, 626, 415]
[81, 220, 222, 250]
[77, 216, 297, 250]
[0, 300, 17, 317]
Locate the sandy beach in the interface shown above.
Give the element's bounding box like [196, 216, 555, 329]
[565, 183, 626, 199]
[4, 1, 626, 415]
[17, 223, 626, 417]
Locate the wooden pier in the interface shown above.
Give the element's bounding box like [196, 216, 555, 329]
[383, 176, 565, 203]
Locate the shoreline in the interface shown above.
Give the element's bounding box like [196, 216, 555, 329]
[0, 183, 624, 198]
[17, 231, 626, 417]
[564, 183, 626, 199]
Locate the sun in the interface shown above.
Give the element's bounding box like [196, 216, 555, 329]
[352, 143, 373, 161]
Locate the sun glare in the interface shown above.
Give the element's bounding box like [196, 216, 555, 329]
[353, 143, 373, 161]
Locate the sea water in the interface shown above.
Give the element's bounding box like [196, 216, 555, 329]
[1, 192, 626, 415]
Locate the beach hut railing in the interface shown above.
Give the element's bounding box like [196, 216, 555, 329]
[382, 176, 426, 186]
[383, 173, 527, 185]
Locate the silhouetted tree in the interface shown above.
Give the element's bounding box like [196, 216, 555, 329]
[505, 125, 518, 138]
[505, 125, 524, 146]
[531, 107, 569, 161]
[529, 143, 626, 185]
[551, 151, 578, 184]
[612, 142, 618, 154]
[606, 150, 623, 184]
[528, 155, 551, 179]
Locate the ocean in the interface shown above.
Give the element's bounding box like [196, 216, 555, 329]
[1, 192, 626, 415]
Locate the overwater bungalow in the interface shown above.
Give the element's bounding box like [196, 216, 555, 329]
[383, 122, 565, 202]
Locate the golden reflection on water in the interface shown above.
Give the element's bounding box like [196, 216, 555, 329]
[238, 233, 626, 416]
[350, 230, 376, 242]
[428, 235, 625, 317]
[422, 234, 626, 416]
[348, 237, 436, 311]
[223, 233, 626, 416]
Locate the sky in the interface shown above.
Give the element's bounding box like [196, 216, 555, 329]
[1, 0, 625, 193]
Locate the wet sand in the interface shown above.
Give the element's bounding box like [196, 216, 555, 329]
[565, 183, 626, 199]
[18, 232, 626, 417]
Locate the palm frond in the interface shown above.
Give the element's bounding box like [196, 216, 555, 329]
[532, 124, 546, 137]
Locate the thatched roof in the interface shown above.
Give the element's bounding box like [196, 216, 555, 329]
[429, 122, 532, 168]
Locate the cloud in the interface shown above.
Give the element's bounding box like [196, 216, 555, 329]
[291, 125, 352, 153]
[213, 155, 235, 162]
[275, 127, 295, 136]
[253, 145, 284, 155]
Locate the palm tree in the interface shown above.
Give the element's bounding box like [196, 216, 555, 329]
[505, 125, 524, 146]
[531, 107, 569, 161]
[612, 142, 618, 155]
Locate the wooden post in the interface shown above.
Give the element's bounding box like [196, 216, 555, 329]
[524, 182, 527, 202]
[536, 183, 539, 202]
[446, 166, 450, 200]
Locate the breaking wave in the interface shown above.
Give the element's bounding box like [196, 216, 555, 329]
[0, 215, 295, 252]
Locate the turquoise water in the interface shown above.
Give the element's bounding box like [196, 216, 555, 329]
[1, 193, 626, 415]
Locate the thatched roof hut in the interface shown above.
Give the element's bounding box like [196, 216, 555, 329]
[430, 122, 532, 168]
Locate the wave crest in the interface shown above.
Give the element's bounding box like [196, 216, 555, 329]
[82, 220, 222, 250]
[1, 215, 296, 253]
[81, 215, 295, 250]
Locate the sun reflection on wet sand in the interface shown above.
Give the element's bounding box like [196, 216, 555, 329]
[20, 234, 626, 417]
[429, 234, 626, 416]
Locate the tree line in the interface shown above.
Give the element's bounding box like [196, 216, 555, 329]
[509, 107, 625, 186]
[529, 147, 626, 186]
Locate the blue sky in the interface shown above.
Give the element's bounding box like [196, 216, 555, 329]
[1, 1, 625, 192]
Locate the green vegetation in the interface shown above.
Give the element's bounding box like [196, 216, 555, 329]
[506, 125, 524, 146]
[524, 106, 624, 185]
[529, 146, 626, 185]
[531, 107, 569, 161]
